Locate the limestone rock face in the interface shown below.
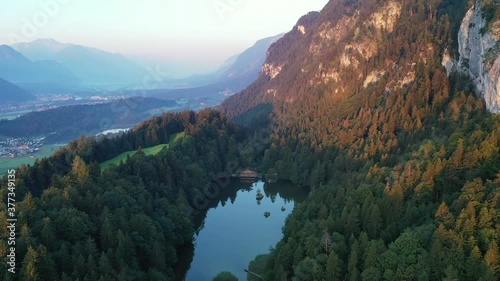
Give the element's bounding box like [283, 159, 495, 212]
[441, 49, 456, 76]
[458, 3, 500, 113]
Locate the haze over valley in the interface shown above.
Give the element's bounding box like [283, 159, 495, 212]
[0, 33, 284, 152]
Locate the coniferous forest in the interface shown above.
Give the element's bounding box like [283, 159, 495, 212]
[1, 0, 500, 280]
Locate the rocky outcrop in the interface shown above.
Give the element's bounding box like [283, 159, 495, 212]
[441, 49, 456, 76]
[364, 70, 385, 88]
[297, 25, 306, 35]
[458, 4, 500, 113]
[262, 63, 283, 79]
[366, 0, 401, 33]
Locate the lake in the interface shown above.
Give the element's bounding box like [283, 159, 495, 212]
[176, 179, 308, 281]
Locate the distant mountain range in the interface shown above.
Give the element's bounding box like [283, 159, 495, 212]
[0, 45, 79, 90]
[0, 77, 35, 104]
[150, 34, 284, 99]
[2, 35, 282, 97]
[12, 39, 147, 88]
[219, 34, 285, 84]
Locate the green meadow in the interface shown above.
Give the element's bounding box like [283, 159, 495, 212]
[0, 145, 62, 175]
[100, 132, 184, 170]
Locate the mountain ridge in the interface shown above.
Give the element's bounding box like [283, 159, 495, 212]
[150, 34, 283, 99]
[1, 1, 500, 281]
[12, 39, 147, 88]
[0, 77, 35, 104]
[221, 0, 500, 279]
[0, 45, 79, 89]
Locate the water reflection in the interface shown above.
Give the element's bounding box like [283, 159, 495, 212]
[175, 179, 308, 281]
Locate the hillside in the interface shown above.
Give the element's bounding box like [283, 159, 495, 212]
[100, 132, 184, 170]
[220, 0, 500, 280]
[221, 0, 466, 123]
[0, 78, 34, 104]
[0, 109, 246, 280]
[0, 97, 177, 142]
[0, 0, 500, 280]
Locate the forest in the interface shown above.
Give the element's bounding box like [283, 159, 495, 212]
[0, 109, 248, 280]
[1, 0, 500, 280]
[230, 0, 500, 280]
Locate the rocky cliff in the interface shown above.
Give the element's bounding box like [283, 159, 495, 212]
[458, 2, 500, 113]
[220, 0, 407, 120]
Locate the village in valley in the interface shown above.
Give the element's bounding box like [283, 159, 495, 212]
[0, 137, 44, 158]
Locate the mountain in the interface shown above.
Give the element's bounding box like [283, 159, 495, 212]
[12, 39, 148, 88]
[216, 53, 240, 76]
[220, 0, 500, 279]
[221, 0, 500, 120]
[0, 45, 79, 89]
[218, 33, 285, 86]
[11, 38, 69, 61]
[2, 0, 500, 281]
[221, 4, 399, 118]
[150, 34, 283, 99]
[0, 77, 35, 104]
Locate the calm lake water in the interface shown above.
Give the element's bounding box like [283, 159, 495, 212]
[176, 179, 308, 281]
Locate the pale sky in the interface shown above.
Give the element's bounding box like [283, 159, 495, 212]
[0, 0, 328, 73]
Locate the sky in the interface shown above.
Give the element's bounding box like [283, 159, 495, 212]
[0, 0, 328, 74]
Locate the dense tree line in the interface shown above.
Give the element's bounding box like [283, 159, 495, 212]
[1, 0, 499, 280]
[236, 0, 500, 280]
[0, 109, 247, 280]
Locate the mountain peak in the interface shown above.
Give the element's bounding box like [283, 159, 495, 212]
[30, 38, 67, 48]
[12, 38, 69, 61]
[32, 38, 61, 43]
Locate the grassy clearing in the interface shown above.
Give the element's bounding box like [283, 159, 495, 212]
[0, 145, 62, 175]
[100, 132, 184, 170]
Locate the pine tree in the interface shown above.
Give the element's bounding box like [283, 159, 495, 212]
[40, 217, 56, 251]
[151, 241, 167, 272]
[347, 249, 359, 281]
[484, 242, 500, 277]
[435, 201, 454, 228]
[442, 265, 459, 281]
[21, 246, 39, 281]
[321, 230, 332, 254]
[367, 204, 382, 238]
[72, 156, 90, 183]
[325, 251, 342, 280]
[465, 246, 484, 280]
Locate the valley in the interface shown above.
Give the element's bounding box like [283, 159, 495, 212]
[0, 137, 44, 158]
[0, 34, 281, 173]
[1, 0, 500, 281]
[0, 144, 60, 175]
